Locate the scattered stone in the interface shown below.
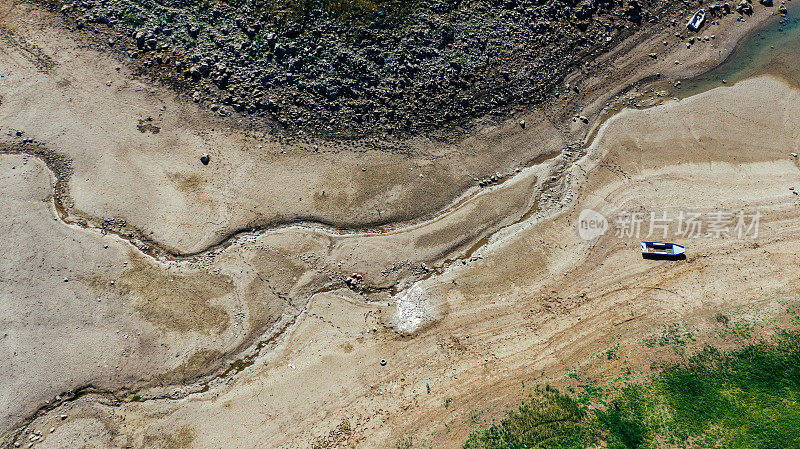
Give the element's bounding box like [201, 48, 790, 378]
[380, 359, 387, 366]
[737, 0, 753, 14]
[519, 119, 526, 128]
[344, 273, 363, 288]
[200, 154, 210, 165]
[57, 0, 694, 139]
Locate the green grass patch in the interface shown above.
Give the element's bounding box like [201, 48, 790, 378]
[464, 389, 592, 449]
[464, 329, 800, 448]
[122, 12, 145, 28]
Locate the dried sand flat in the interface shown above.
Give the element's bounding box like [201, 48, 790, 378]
[18, 76, 799, 448]
[0, 0, 570, 256]
[0, 1, 568, 436]
[0, 0, 776, 254]
[0, 0, 569, 438]
[0, 16, 562, 441]
[0, 0, 795, 445]
[0, 152, 356, 437]
[0, 154, 236, 435]
[0, 138, 558, 439]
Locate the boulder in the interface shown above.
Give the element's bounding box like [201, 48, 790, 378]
[135, 31, 146, 49]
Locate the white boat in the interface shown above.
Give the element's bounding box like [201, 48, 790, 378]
[641, 241, 686, 259]
[687, 9, 706, 31]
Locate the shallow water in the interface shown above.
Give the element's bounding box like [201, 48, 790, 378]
[678, 11, 800, 97]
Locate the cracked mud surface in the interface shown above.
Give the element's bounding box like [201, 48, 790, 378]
[1, 0, 798, 447]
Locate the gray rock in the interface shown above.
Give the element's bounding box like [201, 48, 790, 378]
[737, 0, 753, 13]
[135, 31, 145, 49]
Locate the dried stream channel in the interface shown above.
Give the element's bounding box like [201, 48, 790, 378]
[2, 6, 799, 446]
[0, 135, 565, 445]
[29, 5, 794, 390]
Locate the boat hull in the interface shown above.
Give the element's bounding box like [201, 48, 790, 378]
[641, 241, 686, 260]
[688, 10, 706, 31]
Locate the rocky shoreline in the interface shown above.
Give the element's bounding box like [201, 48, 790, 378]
[51, 0, 716, 140]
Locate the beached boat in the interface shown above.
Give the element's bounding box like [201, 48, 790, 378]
[641, 241, 685, 259]
[687, 9, 706, 31]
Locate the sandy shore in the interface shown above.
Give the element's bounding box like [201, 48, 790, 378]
[8, 72, 800, 446]
[1, 0, 798, 446]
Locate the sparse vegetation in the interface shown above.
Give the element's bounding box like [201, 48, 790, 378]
[644, 323, 696, 352]
[605, 343, 621, 360]
[464, 328, 800, 448]
[121, 12, 144, 27]
[464, 390, 590, 449]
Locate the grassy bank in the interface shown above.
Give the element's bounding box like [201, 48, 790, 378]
[464, 328, 800, 448]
